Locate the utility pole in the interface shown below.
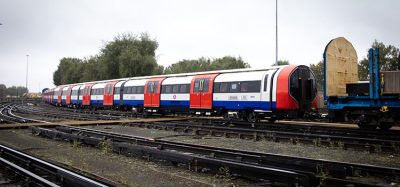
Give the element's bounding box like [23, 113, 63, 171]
[26, 55, 29, 93]
[275, 0, 278, 65]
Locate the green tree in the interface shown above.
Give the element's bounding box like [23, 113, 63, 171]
[6, 86, 28, 97]
[80, 56, 101, 82]
[310, 61, 324, 91]
[164, 56, 250, 74]
[0, 84, 6, 98]
[53, 57, 82, 85]
[273, 60, 289, 66]
[358, 40, 400, 80]
[101, 33, 159, 78]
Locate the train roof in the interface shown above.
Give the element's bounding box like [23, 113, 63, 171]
[53, 65, 290, 89]
[214, 71, 267, 82]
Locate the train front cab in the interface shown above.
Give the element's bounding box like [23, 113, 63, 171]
[276, 65, 317, 118]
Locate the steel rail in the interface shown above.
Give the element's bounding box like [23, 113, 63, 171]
[0, 144, 114, 187]
[129, 121, 400, 153]
[32, 125, 399, 186]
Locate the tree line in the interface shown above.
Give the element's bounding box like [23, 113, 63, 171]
[53, 33, 250, 86]
[0, 84, 28, 98]
[53, 33, 399, 93]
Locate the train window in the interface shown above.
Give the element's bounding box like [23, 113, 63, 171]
[172, 85, 179, 93]
[290, 70, 300, 100]
[194, 80, 200, 92]
[213, 83, 220, 92]
[240, 82, 248, 92]
[203, 79, 209, 92]
[264, 74, 269, 92]
[165, 85, 172, 93]
[153, 82, 158, 93]
[161, 86, 165, 93]
[107, 85, 112, 94]
[137, 86, 144, 94]
[179, 84, 190, 93]
[132, 86, 137, 94]
[179, 84, 186, 93]
[114, 87, 120, 94]
[147, 82, 153, 93]
[220, 82, 228, 93]
[244, 81, 261, 93]
[230, 82, 239, 92]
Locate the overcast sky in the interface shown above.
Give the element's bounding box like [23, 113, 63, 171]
[0, 0, 399, 92]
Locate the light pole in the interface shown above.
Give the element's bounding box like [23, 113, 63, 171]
[275, 0, 278, 65]
[26, 55, 29, 94]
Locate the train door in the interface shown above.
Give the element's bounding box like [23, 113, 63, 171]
[190, 74, 218, 109]
[104, 81, 117, 106]
[119, 81, 127, 106]
[57, 86, 65, 105]
[82, 83, 94, 106]
[66, 85, 73, 105]
[260, 69, 279, 111]
[144, 78, 165, 107]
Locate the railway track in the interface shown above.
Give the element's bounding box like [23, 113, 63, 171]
[121, 120, 400, 153]
[31, 125, 400, 186]
[0, 104, 35, 123]
[0, 143, 114, 187]
[6, 103, 125, 121]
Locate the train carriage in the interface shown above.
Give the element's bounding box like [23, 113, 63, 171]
[90, 83, 106, 106]
[71, 85, 83, 107]
[160, 76, 193, 111]
[213, 71, 268, 111]
[113, 80, 126, 107]
[61, 85, 74, 106]
[121, 79, 146, 110]
[52, 87, 62, 106]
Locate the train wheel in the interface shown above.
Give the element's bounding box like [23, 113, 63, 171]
[246, 112, 258, 123]
[378, 122, 393, 130]
[268, 118, 276, 123]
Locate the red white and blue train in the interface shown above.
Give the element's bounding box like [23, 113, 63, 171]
[42, 65, 318, 122]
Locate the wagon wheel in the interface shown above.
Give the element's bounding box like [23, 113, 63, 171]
[357, 115, 377, 130]
[246, 112, 258, 123]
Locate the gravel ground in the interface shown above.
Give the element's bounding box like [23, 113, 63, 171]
[0, 129, 252, 187]
[88, 125, 400, 168]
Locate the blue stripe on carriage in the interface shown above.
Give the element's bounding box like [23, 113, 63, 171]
[160, 100, 190, 107]
[121, 100, 144, 107]
[212, 101, 275, 110]
[71, 100, 82, 105]
[90, 100, 104, 106]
